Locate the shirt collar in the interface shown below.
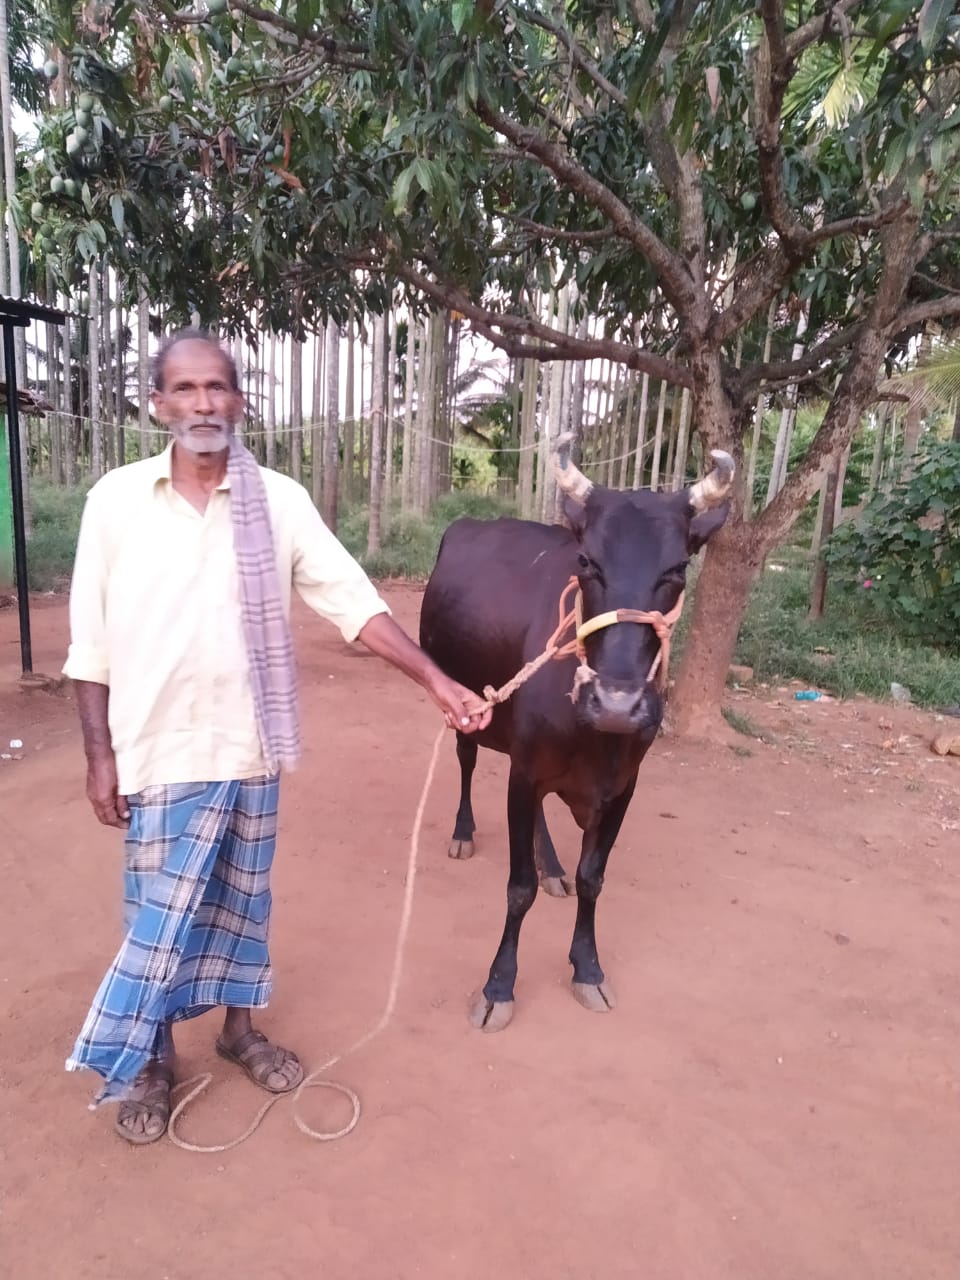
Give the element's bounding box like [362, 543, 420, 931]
[150, 440, 232, 491]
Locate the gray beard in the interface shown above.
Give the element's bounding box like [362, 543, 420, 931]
[172, 420, 234, 455]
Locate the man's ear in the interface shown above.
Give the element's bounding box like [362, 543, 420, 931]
[688, 501, 729, 553]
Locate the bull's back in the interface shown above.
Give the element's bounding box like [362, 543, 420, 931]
[420, 517, 575, 697]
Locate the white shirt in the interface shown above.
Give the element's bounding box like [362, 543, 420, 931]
[63, 445, 390, 794]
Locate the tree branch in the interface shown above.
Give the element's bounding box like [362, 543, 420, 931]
[225, 0, 376, 66]
[783, 0, 865, 61]
[377, 252, 691, 386]
[735, 321, 866, 396]
[895, 294, 960, 331]
[506, 214, 614, 244]
[755, 0, 882, 253]
[523, 9, 627, 111]
[754, 208, 921, 542]
[473, 99, 697, 318]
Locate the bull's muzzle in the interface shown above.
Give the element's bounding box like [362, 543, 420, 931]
[571, 669, 662, 735]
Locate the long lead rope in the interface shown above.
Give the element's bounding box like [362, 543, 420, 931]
[166, 726, 447, 1153]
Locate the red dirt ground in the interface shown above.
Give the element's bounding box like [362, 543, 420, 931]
[1, 586, 959, 1280]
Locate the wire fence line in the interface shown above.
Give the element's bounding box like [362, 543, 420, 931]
[19, 404, 782, 486]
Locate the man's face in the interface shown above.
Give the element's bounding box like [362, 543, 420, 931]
[152, 340, 243, 455]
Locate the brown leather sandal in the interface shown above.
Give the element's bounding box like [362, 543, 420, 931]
[215, 1029, 304, 1094]
[114, 1065, 175, 1146]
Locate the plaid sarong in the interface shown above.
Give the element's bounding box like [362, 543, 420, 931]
[66, 777, 279, 1104]
[227, 439, 301, 774]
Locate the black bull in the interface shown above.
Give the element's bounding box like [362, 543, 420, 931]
[419, 443, 734, 1032]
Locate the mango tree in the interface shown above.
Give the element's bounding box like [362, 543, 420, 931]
[20, 0, 960, 731]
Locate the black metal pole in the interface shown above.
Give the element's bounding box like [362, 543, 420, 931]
[2, 319, 33, 675]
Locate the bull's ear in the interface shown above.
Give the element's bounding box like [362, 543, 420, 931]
[562, 492, 588, 536]
[688, 501, 729, 553]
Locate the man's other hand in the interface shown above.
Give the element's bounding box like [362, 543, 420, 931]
[86, 752, 131, 828]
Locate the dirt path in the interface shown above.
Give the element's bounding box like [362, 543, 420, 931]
[1, 587, 959, 1280]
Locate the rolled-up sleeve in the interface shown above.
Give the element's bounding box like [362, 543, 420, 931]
[62, 490, 111, 685]
[290, 489, 391, 641]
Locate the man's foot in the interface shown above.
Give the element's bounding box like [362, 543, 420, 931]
[114, 1062, 174, 1145]
[215, 1029, 304, 1093]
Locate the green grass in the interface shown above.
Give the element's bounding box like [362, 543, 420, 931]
[338, 490, 514, 580]
[732, 560, 960, 709]
[721, 707, 765, 738]
[22, 484, 960, 710]
[25, 479, 91, 592]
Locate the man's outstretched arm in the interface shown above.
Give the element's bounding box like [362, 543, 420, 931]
[357, 613, 492, 732]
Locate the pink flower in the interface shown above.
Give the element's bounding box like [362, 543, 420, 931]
[862, 579, 872, 588]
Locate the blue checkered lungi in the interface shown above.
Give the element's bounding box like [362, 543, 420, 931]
[66, 776, 279, 1103]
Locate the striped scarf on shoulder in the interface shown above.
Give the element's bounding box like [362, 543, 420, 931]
[227, 438, 301, 773]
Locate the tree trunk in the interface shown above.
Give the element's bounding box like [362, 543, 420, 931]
[89, 265, 103, 480]
[663, 387, 681, 486]
[414, 315, 433, 515]
[366, 313, 386, 557]
[631, 371, 650, 489]
[401, 317, 417, 512]
[669, 523, 763, 737]
[765, 306, 809, 505]
[344, 312, 356, 502]
[102, 266, 116, 472]
[808, 453, 842, 620]
[266, 333, 277, 468]
[290, 336, 303, 483]
[384, 305, 398, 511]
[435, 311, 453, 502]
[569, 313, 588, 462]
[649, 380, 668, 490]
[311, 332, 324, 507]
[866, 406, 889, 496]
[322, 317, 340, 530]
[543, 286, 570, 521]
[745, 300, 777, 514]
[63, 298, 78, 484]
[518, 356, 537, 519]
[137, 283, 150, 459]
[670, 387, 692, 491]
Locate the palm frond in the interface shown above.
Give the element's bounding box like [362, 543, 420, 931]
[883, 341, 960, 411]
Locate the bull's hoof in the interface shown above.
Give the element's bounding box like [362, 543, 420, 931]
[540, 874, 576, 899]
[467, 991, 515, 1032]
[448, 839, 475, 860]
[571, 981, 617, 1012]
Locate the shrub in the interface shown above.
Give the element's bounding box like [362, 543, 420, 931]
[826, 442, 960, 650]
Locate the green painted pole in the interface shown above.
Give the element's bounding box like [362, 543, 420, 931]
[0, 408, 12, 590]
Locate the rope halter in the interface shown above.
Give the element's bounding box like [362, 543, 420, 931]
[572, 578, 685, 689]
[480, 575, 685, 709]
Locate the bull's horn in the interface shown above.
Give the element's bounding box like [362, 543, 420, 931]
[553, 432, 593, 503]
[688, 450, 735, 511]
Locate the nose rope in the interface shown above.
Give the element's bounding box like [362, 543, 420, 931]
[574, 587, 685, 688]
[480, 576, 684, 708]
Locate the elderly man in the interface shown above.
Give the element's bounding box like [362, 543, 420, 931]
[64, 329, 490, 1144]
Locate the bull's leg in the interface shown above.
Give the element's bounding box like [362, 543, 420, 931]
[568, 780, 637, 1013]
[468, 767, 538, 1033]
[534, 804, 576, 898]
[449, 733, 478, 859]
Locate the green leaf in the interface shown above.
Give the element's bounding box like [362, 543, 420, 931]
[918, 0, 953, 56]
[110, 193, 125, 234]
[451, 0, 471, 36]
[391, 162, 417, 214]
[413, 157, 434, 195]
